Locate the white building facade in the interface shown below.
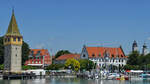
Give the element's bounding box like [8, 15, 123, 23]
[80, 46, 127, 69]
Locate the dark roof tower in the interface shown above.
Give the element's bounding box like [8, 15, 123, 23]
[132, 40, 138, 52]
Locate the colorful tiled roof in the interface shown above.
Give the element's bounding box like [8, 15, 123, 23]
[56, 54, 80, 60]
[85, 47, 126, 58]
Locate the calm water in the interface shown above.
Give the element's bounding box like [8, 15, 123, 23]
[0, 78, 150, 84]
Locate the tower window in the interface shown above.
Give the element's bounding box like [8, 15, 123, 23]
[18, 37, 21, 41]
[13, 37, 16, 41]
[8, 38, 10, 42]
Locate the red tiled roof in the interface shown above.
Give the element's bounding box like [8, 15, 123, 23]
[30, 49, 50, 56]
[56, 54, 80, 60]
[86, 47, 126, 58]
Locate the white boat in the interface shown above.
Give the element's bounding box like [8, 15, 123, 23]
[107, 73, 120, 80]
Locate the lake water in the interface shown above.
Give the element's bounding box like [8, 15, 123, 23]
[0, 78, 150, 84]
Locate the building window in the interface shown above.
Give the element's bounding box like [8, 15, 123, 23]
[36, 61, 38, 64]
[112, 54, 114, 58]
[13, 37, 16, 41]
[83, 54, 86, 57]
[37, 51, 41, 54]
[18, 37, 21, 41]
[99, 53, 101, 57]
[122, 59, 124, 62]
[32, 61, 34, 64]
[92, 54, 95, 57]
[119, 59, 120, 62]
[113, 59, 114, 62]
[8, 38, 10, 42]
[121, 55, 123, 57]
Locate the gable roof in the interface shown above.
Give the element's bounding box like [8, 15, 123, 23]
[85, 46, 126, 58]
[56, 54, 80, 60]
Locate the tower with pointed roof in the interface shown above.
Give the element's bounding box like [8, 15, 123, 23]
[142, 43, 149, 55]
[4, 10, 23, 72]
[132, 40, 138, 52]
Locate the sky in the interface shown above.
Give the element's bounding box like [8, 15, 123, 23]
[0, 0, 150, 55]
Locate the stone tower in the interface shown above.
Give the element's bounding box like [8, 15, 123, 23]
[4, 10, 23, 72]
[132, 40, 138, 52]
[142, 43, 149, 55]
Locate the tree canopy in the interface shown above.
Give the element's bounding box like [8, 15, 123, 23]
[22, 41, 30, 65]
[127, 51, 140, 65]
[46, 64, 64, 70]
[79, 59, 95, 71]
[125, 51, 150, 70]
[55, 50, 71, 58]
[65, 58, 80, 72]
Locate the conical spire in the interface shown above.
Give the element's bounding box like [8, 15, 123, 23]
[5, 10, 21, 36]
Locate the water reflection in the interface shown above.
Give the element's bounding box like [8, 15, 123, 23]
[0, 78, 150, 84]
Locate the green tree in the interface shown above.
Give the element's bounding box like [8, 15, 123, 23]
[0, 64, 4, 70]
[22, 41, 30, 65]
[46, 64, 64, 70]
[127, 51, 140, 65]
[22, 65, 37, 70]
[79, 59, 95, 71]
[65, 58, 80, 72]
[55, 50, 71, 58]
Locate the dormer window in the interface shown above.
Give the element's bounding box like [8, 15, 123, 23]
[99, 53, 101, 57]
[37, 51, 41, 54]
[92, 54, 95, 57]
[121, 55, 123, 57]
[31, 51, 34, 55]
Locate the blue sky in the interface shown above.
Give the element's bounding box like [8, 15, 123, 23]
[0, 0, 150, 55]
